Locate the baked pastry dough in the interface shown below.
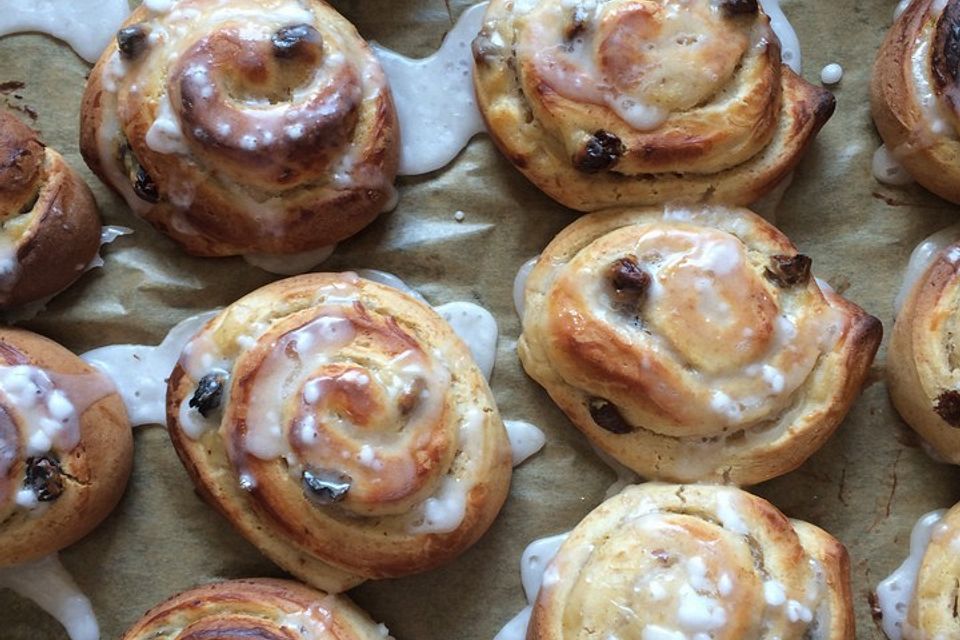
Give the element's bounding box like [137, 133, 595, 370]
[80, 0, 398, 257]
[528, 483, 855, 640]
[166, 273, 512, 592]
[472, 0, 835, 211]
[0, 327, 132, 566]
[889, 232, 960, 463]
[0, 111, 102, 308]
[518, 205, 881, 485]
[121, 578, 392, 640]
[872, 0, 960, 203]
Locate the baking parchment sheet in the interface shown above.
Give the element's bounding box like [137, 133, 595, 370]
[2, 0, 959, 637]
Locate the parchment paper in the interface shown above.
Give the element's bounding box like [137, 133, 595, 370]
[2, 1, 959, 638]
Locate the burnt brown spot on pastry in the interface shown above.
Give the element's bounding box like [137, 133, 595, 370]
[117, 25, 150, 60]
[24, 455, 64, 502]
[935, 390, 960, 427]
[574, 130, 625, 173]
[189, 372, 225, 418]
[271, 24, 323, 59]
[933, 0, 960, 97]
[718, 0, 759, 17]
[302, 467, 351, 504]
[565, 6, 591, 40]
[764, 254, 812, 287]
[588, 397, 633, 434]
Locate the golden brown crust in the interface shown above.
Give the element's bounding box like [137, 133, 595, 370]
[166, 273, 512, 591]
[473, 0, 834, 211]
[0, 111, 101, 308]
[904, 503, 960, 636]
[80, 0, 399, 257]
[888, 238, 960, 462]
[871, 0, 960, 203]
[518, 205, 881, 486]
[0, 327, 132, 566]
[528, 483, 855, 640]
[122, 578, 391, 640]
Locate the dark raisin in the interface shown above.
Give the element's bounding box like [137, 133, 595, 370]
[764, 254, 812, 288]
[651, 549, 676, 565]
[935, 390, 960, 427]
[718, 0, 759, 17]
[565, 6, 590, 39]
[574, 130, 625, 173]
[189, 372, 225, 418]
[302, 468, 351, 505]
[271, 24, 323, 58]
[933, 0, 960, 92]
[588, 398, 633, 434]
[398, 377, 426, 415]
[610, 256, 651, 294]
[472, 30, 502, 65]
[133, 166, 160, 203]
[117, 25, 149, 60]
[24, 455, 64, 502]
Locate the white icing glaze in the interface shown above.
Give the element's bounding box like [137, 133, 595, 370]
[911, 19, 956, 140]
[81, 311, 219, 426]
[0, 0, 128, 62]
[242, 245, 336, 275]
[895, 0, 913, 19]
[144, 0, 178, 13]
[0, 554, 99, 640]
[820, 63, 843, 84]
[873, 144, 915, 187]
[435, 301, 499, 381]
[494, 533, 570, 640]
[372, 2, 488, 175]
[504, 419, 546, 466]
[894, 223, 960, 315]
[514, 257, 539, 320]
[876, 510, 947, 640]
[759, 0, 802, 73]
[145, 93, 189, 155]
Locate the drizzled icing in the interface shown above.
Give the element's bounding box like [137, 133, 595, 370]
[0, 554, 99, 640]
[875, 510, 946, 640]
[494, 533, 570, 640]
[873, 144, 916, 187]
[759, 0, 802, 72]
[372, 3, 488, 175]
[503, 420, 546, 466]
[894, 223, 960, 314]
[81, 311, 219, 426]
[243, 244, 336, 275]
[435, 301, 499, 380]
[0, 0, 129, 62]
[514, 257, 539, 319]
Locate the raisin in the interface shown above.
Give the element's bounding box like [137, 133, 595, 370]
[472, 29, 502, 65]
[133, 166, 160, 203]
[117, 25, 149, 60]
[718, 0, 759, 17]
[565, 6, 590, 39]
[272, 24, 323, 59]
[302, 468, 351, 505]
[588, 398, 633, 434]
[574, 130, 625, 173]
[764, 254, 812, 288]
[189, 372, 225, 418]
[610, 256, 651, 294]
[935, 390, 960, 427]
[24, 455, 64, 502]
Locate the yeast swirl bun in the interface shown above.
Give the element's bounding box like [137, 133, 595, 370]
[872, 0, 960, 203]
[529, 484, 854, 640]
[889, 235, 960, 463]
[0, 111, 101, 307]
[121, 578, 391, 640]
[0, 327, 132, 566]
[472, 0, 834, 211]
[518, 205, 881, 485]
[80, 0, 398, 256]
[166, 273, 512, 591]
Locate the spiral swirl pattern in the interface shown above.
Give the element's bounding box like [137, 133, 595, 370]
[528, 484, 854, 640]
[121, 578, 392, 640]
[872, 0, 960, 203]
[0, 328, 131, 566]
[889, 236, 960, 463]
[518, 205, 881, 485]
[167, 273, 512, 591]
[472, 0, 835, 210]
[80, 0, 398, 256]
